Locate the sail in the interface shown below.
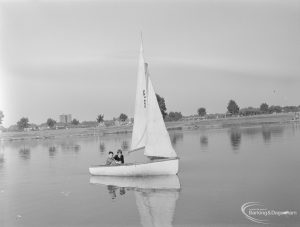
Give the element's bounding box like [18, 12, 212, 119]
[144, 72, 177, 158]
[131, 43, 148, 150]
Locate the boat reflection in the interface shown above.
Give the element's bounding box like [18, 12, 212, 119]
[90, 175, 180, 227]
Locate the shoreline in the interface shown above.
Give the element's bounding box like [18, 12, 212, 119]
[0, 113, 298, 142]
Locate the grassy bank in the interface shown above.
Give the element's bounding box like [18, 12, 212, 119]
[0, 113, 297, 141]
[166, 112, 296, 130]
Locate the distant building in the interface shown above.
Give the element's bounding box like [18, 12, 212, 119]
[66, 114, 72, 123]
[24, 124, 39, 132]
[114, 118, 132, 126]
[80, 121, 98, 128]
[59, 114, 72, 124]
[104, 120, 115, 127]
[38, 123, 50, 131]
[55, 122, 68, 130]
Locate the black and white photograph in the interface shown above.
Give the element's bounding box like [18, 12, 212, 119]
[0, 0, 299, 226]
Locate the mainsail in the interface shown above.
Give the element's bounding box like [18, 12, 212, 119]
[131, 43, 148, 150]
[131, 41, 177, 158]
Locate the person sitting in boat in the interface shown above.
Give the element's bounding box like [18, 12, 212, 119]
[114, 149, 124, 164]
[105, 151, 117, 165]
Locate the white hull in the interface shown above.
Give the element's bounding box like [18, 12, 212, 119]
[89, 158, 179, 176]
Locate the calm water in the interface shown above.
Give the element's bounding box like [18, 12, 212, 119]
[1, 123, 300, 227]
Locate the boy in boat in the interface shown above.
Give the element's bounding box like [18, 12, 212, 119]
[105, 151, 118, 165]
[114, 149, 124, 164]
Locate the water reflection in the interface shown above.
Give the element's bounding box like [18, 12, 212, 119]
[99, 142, 106, 153]
[48, 146, 57, 157]
[262, 127, 272, 143]
[200, 136, 208, 151]
[90, 175, 180, 227]
[228, 125, 286, 150]
[121, 140, 129, 151]
[60, 143, 80, 153]
[170, 132, 183, 146]
[242, 127, 262, 138]
[238, 125, 284, 144]
[0, 147, 4, 167]
[229, 129, 242, 152]
[107, 185, 118, 199]
[19, 147, 31, 160]
[0, 153, 3, 164]
[2, 140, 39, 150]
[107, 185, 126, 199]
[269, 126, 284, 137]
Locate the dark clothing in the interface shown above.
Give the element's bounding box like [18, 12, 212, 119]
[114, 155, 124, 164]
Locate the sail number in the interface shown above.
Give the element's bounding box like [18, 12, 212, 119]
[143, 90, 147, 108]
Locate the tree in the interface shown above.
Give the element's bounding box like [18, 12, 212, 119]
[17, 117, 29, 130]
[282, 105, 299, 113]
[0, 111, 4, 125]
[156, 94, 167, 119]
[269, 105, 282, 113]
[239, 107, 261, 116]
[46, 118, 56, 128]
[119, 113, 128, 122]
[167, 112, 183, 121]
[96, 114, 104, 123]
[197, 107, 206, 117]
[260, 103, 269, 113]
[227, 100, 239, 115]
[71, 119, 79, 125]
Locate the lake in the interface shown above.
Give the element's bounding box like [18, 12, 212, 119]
[1, 123, 300, 226]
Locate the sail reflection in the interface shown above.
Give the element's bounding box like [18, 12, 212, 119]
[135, 188, 179, 227]
[90, 175, 180, 227]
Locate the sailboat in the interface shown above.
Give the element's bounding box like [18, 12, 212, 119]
[89, 40, 179, 176]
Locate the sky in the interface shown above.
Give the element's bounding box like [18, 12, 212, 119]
[0, 0, 299, 127]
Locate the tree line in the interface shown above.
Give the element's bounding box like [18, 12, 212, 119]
[225, 100, 300, 116]
[1, 95, 299, 131]
[4, 112, 130, 131]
